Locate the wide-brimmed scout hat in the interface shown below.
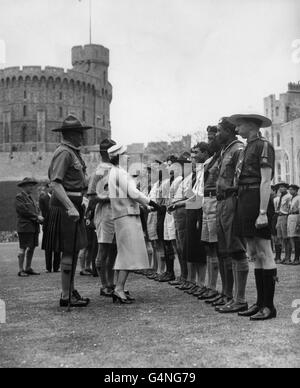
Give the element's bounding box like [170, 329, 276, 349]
[107, 144, 127, 158]
[177, 153, 192, 164]
[228, 113, 272, 128]
[275, 182, 290, 190]
[289, 184, 300, 191]
[52, 115, 92, 133]
[18, 177, 38, 187]
[100, 138, 116, 152]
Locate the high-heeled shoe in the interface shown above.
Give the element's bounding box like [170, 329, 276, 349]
[112, 292, 132, 304]
[124, 290, 136, 302]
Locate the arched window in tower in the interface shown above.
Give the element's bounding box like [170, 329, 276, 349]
[275, 107, 279, 116]
[23, 106, 27, 117]
[284, 154, 290, 184]
[59, 92, 63, 100]
[276, 133, 281, 148]
[82, 110, 86, 122]
[286, 106, 290, 122]
[277, 163, 282, 182]
[24, 90, 27, 100]
[59, 107, 63, 118]
[103, 71, 107, 83]
[21, 125, 27, 143]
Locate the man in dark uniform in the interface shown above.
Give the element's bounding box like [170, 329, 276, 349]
[228, 113, 277, 321]
[39, 183, 61, 273]
[15, 177, 44, 277]
[214, 118, 249, 314]
[47, 115, 91, 308]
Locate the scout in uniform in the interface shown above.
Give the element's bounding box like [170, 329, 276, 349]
[46, 115, 91, 308]
[214, 118, 249, 314]
[275, 183, 292, 264]
[39, 182, 61, 273]
[199, 129, 221, 302]
[270, 184, 282, 264]
[15, 177, 44, 277]
[88, 138, 117, 297]
[228, 113, 277, 321]
[287, 184, 300, 265]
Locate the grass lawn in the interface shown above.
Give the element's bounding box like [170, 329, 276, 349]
[0, 243, 299, 368]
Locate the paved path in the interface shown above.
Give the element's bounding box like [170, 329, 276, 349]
[0, 243, 299, 368]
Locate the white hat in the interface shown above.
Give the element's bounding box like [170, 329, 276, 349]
[107, 144, 127, 158]
[228, 113, 272, 128]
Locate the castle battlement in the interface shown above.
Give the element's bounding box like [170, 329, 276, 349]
[288, 82, 300, 92]
[0, 43, 112, 152]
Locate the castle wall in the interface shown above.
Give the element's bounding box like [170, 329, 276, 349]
[0, 45, 112, 153]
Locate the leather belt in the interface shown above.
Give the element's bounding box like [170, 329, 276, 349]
[217, 191, 238, 201]
[278, 213, 288, 216]
[204, 190, 216, 198]
[289, 212, 300, 215]
[238, 184, 260, 190]
[66, 191, 83, 197]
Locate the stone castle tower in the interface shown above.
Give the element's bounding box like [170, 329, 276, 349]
[0, 44, 112, 153]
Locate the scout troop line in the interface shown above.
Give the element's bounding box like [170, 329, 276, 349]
[14, 113, 300, 322]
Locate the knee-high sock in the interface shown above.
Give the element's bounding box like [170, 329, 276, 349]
[254, 268, 264, 308]
[218, 257, 226, 296]
[18, 252, 25, 272]
[284, 240, 292, 261]
[233, 258, 249, 304]
[208, 256, 219, 290]
[223, 257, 234, 299]
[263, 269, 277, 310]
[25, 248, 35, 271]
[294, 238, 300, 261]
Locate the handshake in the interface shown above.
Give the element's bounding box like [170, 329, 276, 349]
[148, 200, 162, 212]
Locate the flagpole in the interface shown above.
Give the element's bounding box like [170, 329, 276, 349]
[89, 0, 92, 44]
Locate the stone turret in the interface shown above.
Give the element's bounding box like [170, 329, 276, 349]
[0, 44, 112, 153]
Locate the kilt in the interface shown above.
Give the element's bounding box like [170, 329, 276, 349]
[45, 195, 87, 254]
[201, 196, 218, 243]
[287, 214, 300, 238]
[184, 209, 207, 264]
[114, 215, 150, 271]
[276, 215, 288, 239]
[94, 203, 115, 244]
[235, 188, 271, 240]
[216, 195, 246, 259]
[18, 232, 39, 250]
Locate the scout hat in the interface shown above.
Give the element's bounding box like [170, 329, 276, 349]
[107, 144, 127, 158]
[18, 177, 38, 187]
[177, 153, 191, 164]
[100, 138, 116, 152]
[275, 182, 289, 190]
[228, 113, 272, 128]
[289, 184, 300, 191]
[52, 115, 92, 133]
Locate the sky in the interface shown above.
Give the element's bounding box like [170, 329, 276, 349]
[0, 0, 299, 145]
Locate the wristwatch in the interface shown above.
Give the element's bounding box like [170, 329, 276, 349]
[259, 210, 267, 216]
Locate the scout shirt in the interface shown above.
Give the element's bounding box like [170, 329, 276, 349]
[217, 139, 244, 196]
[235, 135, 275, 186]
[275, 192, 292, 215]
[15, 190, 40, 234]
[48, 141, 87, 192]
[289, 194, 300, 215]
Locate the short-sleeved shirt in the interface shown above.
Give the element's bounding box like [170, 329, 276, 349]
[48, 142, 87, 192]
[204, 155, 219, 191]
[236, 136, 275, 185]
[217, 139, 244, 195]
